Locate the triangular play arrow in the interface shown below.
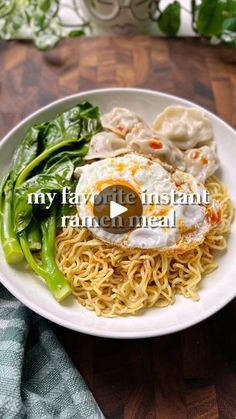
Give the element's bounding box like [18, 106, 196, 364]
[110, 201, 128, 219]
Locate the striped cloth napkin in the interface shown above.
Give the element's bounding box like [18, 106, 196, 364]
[0, 285, 104, 419]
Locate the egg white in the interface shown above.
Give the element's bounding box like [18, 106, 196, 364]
[75, 153, 219, 251]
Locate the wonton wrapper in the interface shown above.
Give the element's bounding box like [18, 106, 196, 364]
[184, 144, 219, 182]
[85, 131, 128, 160]
[101, 107, 145, 137]
[153, 106, 213, 150]
[126, 123, 185, 171]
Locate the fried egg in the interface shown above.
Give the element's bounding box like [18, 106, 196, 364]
[75, 153, 221, 251]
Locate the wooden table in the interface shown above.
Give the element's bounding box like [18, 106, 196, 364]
[1, 37, 236, 419]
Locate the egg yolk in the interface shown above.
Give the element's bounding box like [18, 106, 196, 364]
[94, 178, 140, 195]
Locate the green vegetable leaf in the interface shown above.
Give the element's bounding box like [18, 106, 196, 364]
[41, 107, 81, 149]
[41, 102, 101, 150]
[1, 179, 24, 264]
[1, 100, 100, 269]
[40, 204, 71, 301]
[158, 1, 181, 36]
[56, 202, 76, 227]
[43, 144, 89, 170]
[56, 179, 77, 227]
[26, 218, 42, 250]
[10, 126, 40, 183]
[15, 103, 101, 187]
[0, 173, 8, 215]
[45, 156, 74, 180]
[14, 173, 71, 233]
[19, 217, 71, 302]
[79, 103, 102, 141]
[72, 156, 84, 168]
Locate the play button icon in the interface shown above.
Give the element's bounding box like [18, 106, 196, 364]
[110, 201, 128, 219]
[93, 184, 143, 234]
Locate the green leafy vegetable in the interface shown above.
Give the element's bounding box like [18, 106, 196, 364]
[26, 218, 42, 250]
[158, 1, 181, 36]
[56, 178, 77, 228]
[0, 100, 102, 301]
[1, 180, 24, 264]
[14, 173, 71, 233]
[10, 126, 40, 182]
[45, 157, 74, 179]
[40, 204, 71, 301]
[41, 103, 100, 149]
[19, 211, 71, 302]
[15, 139, 78, 188]
[0, 173, 9, 215]
[41, 107, 82, 150]
[15, 103, 101, 187]
[43, 144, 89, 171]
[0, 126, 42, 263]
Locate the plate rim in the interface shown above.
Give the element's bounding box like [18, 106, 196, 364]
[0, 87, 235, 339]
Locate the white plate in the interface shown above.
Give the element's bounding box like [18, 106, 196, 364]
[0, 88, 236, 338]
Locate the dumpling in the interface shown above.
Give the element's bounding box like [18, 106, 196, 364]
[126, 123, 185, 171]
[84, 131, 128, 160]
[101, 107, 145, 137]
[86, 107, 218, 183]
[184, 144, 219, 182]
[152, 105, 213, 150]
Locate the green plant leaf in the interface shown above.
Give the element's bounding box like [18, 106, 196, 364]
[196, 0, 227, 36]
[223, 15, 236, 31]
[222, 16, 236, 48]
[33, 29, 60, 50]
[69, 30, 85, 38]
[158, 1, 181, 36]
[39, 0, 56, 13]
[225, 0, 236, 14]
[0, 0, 85, 51]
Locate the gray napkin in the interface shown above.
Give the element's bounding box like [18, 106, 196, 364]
[0, 285, 104, 419]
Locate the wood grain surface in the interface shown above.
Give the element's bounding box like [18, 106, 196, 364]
[0, 36, 236, 419]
